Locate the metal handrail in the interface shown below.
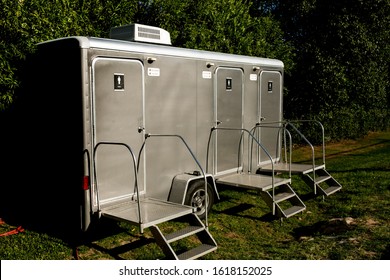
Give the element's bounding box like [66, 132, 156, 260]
[250, 123, 293, 179]
[285, 120, 326, 165]
[284, 120, 325, 195]
[138, 133, 209, 227]
[93, 142, 142, 226]
[206, 127, 278, 215]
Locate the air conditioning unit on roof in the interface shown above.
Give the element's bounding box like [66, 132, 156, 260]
[109, 23, 172, 45]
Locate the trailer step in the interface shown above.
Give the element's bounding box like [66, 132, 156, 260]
[101, 198, 217, 260]
[216, 173, 304, 219]
[302, 168, 342, 196]
[274, 191, 296, 203]
[216, 173, 291, 191]
[321, 185, 342, 196]
[282, 205, 306, 218]
[165, 225, 204, 243]
[260, 163, 342, 197]
[259, 163, 325, 174]
[150, 213, 217, 260]
[177, 244, 217, 260]
[313, 175, 332, 184]
[260, 183, 306, 219]
[100, 197, 194, 232]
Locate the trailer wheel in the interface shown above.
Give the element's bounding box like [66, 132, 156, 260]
[184, 180, 214, 219]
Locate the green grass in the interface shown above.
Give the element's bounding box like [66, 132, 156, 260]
[1, 131, 389, 260]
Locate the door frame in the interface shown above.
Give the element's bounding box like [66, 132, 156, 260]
[90, 57, 145, 210]
[213, 66, 244, 176]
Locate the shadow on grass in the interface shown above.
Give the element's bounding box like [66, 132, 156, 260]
[293, 136, 390, 164]
[380, 244, 390, 260]
[329, 167, 390, 174]
[325, 138, 390, 160]
[292, 218, 356, 239]
[213, 202, 276, 222]
[83, 236, 155, 260]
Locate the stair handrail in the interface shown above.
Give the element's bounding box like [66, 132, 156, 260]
[285, 120, 326, 165]
[206, 126, 278, 215]
[284, 120, 325, 195]
[249, 122, 293, 179]
[93, 142, 142, 227]
[138, 133, 209, 227]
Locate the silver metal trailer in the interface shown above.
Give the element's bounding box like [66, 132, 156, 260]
[8, 24, 341, 259]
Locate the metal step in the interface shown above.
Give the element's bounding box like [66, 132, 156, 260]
[216, 173, 291, 191]
[260, 184, 306, 219]
[281, 205, 306, 218]
[261, 163, 343, 197]
[216, 173, 305, 219]
[101, 198, 217, 260]
[101, 197, 194, 232]
[303, 168, 342, 196]
[165, 226, 204, 243]
[150, 214, 217, 260]
[177, 244, 217, 260]
[273, 184, 296, 202]
[274, 191, 296, 203]
[313, 175, 332, 184]
[318, 185, 342, 196]
[259, 163, 325, 174]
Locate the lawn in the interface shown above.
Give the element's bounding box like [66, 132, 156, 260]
[1, 131, 389, 260]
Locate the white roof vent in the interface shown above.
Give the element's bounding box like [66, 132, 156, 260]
[109, 23, 172, 45]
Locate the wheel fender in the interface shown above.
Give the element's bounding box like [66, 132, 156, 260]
[168, 173, 219, 205]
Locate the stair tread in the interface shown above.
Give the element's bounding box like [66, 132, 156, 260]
[320, 185, 342, 196]
[313, 175, 332, 184]
[216, 173, 291, 191]
[260, 163, 325, 174]
[177, 244, 217, 260]
[165, 226, 204, 243]
[101, 197, 193, 231]
[282, 205, 305, 218]
[274, 192, 295, 202]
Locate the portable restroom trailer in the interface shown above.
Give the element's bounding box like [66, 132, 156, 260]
[6, 24, 340, 259]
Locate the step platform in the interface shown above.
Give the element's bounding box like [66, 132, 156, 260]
[101, 198, 217, 260]
[260, 184, 306, 218]
[302, 168, 342, 196]
[260, 163, 342, 196]
[101, 197, 194, 232]
[216, 173, 291, 191]
[150, 213, 217, 260]
[259, 163, 326, 174]
[216, 173, 305, 219]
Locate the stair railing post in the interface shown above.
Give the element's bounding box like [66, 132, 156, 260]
[93, 141, 142, 231]
[286, 121, 317, 194]
[210, 126, 277, 214]
[142, 133, 209, 228]
[252, 122, 293, 214]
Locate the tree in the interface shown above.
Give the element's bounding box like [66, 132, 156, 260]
[136, 0, 294, 71]
[268, 0, 390, 139]
[0, 0, 140, 110]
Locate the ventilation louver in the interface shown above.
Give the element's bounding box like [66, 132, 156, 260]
[109, 23, 172, 45]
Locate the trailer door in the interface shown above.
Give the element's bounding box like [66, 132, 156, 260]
[92, 58, 144, 207]
[214, 67, 244, 175]
[259, 70, 282, 163]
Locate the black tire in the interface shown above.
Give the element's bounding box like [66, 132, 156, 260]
[184, 180, 214, 219]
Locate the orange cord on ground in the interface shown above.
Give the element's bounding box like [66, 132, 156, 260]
[0, 218, 25, 237]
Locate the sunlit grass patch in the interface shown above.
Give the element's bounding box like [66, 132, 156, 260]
[1, 131, 389, 259]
